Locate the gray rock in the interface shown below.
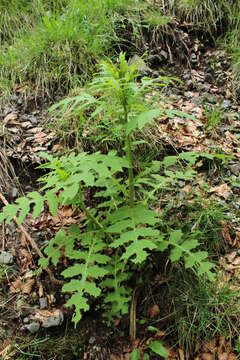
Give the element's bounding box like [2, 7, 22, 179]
[192, 96, 201, 105]
[202, 92, 217, 104]
[0, 251, 13, 264]
[11, 187, 18, 199]
[89, 336, 96, 345]
[39, 297, 48, 309]
[22, 322, 40, 334]
[152, 70, 160, 78]
[204, 73, 213, 82]
[128, 55, 151, 75]
[198, 83, 211, 92]
[229, 163, 240, 176]
[29, 116, 38, 125]
[190, 53, 198, 65]
[160, 50, 168, 60]
[221, 99, 232, 109]
[41, 310, 64, 328]
[178, 181, 185, 188]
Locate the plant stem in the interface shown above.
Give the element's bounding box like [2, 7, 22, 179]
[123, 101, 135, 208]
[78, 185, 114, 242]
[78, 185, 104, 231]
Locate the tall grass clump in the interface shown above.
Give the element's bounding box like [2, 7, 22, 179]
[0, 0, 139, 99]
[0, 0, 67, 45]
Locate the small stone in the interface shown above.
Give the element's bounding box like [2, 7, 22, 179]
[89, 336, 95, 345]
[0, 251, 13, 264]
[190, 53, 198, 64]
[40, 309, 64, 328]
[29, 116, 38, 125]
[204, 73, 212, 82]
[221, 99, 232, 109]
[186, 79, 194, 90]
[11, 187, 18, 199]
[229, 164, 240, 176]
[152, 70, 160, 78]
[128, 55, 150, 75]
[39, 297, 48, 309]
[202, 92, 217, 104]
[23, 317, 29, 323]
[22, 322, 40, 334]
[192, 96, 201, 105]
[160, 50, 168, 60]
[178, 181, 185, 188]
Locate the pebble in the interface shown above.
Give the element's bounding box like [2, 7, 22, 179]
[39, 297, 48, 309]
[11, 187, 18, 199]
[201, 92, 217, 104]
[229, 163, 240, 176]
[89, 336, 96, 345]
[221, 99, 232, 109]
[204, 73, 213, 82]
[160, 50, 168, 60]
[190, 53, 198, 65]
[22, 322, 40, 334]
[192, 96, 201, 105]
[41, 310, 64, 328]
[0, 251, 13, 264]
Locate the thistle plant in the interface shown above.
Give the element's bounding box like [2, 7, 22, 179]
[0, 54, 215, 350]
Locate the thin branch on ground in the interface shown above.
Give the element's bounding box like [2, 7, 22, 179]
[0, 191, 64, 286]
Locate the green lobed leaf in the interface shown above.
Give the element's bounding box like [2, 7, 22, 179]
[46, 190, 58, 216]
[28, 192, 44, 219]
[130, 349, 140, 360]
[149, 340, 168, 358]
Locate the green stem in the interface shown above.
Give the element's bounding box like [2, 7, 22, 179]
[78, 184, 114, 242]
[78, 185, 104, 231]
[123, 101, 135, 208]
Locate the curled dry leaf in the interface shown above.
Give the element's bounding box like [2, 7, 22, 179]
[201, 353, 213, 360]
[202, 339, 217, 353]
[22, 278, 35, 294]
[3, 113, 18, 125]
[178, 348, 185, 360]
[209, 184, 232, 200]
[149, 304, 160, 319]
[9, 278, 22, 294]
[221, 221, 232, 246]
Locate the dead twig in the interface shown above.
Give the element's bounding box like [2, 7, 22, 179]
[0, 192, 64, 286]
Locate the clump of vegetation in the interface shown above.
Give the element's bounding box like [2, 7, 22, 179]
[204, 105, 223, 134]
[0, 0, 239, 100]
[168, 269, 240, 356]
[0, 55, 222, 358]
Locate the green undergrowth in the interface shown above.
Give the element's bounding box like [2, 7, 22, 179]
[0, 0, 67, 44]
[0, 0, 239, 100]
[0, 0, 137, 98]
[4, 331, 85, 359]
[168, 268, 240, 356]
[1, 54, 238, 358]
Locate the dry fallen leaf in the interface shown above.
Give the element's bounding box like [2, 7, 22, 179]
[218, 353, 229, 360]
[9, 278, 22, 294]
[203, 339, 217, 353]
[228, 354, 237, 360]
[38, 283, 44, 298]
[178, 348, 185, 360]
[221, 221, 232, 245]
[209, 184, 232, 199]
[201, 353, 213, 360]
[3, 113, 18, 124]
[149, 304, 160, 318]
[22, 278, 35, 294]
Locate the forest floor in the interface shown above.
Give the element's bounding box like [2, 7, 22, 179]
[1, 2, 240, 360]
